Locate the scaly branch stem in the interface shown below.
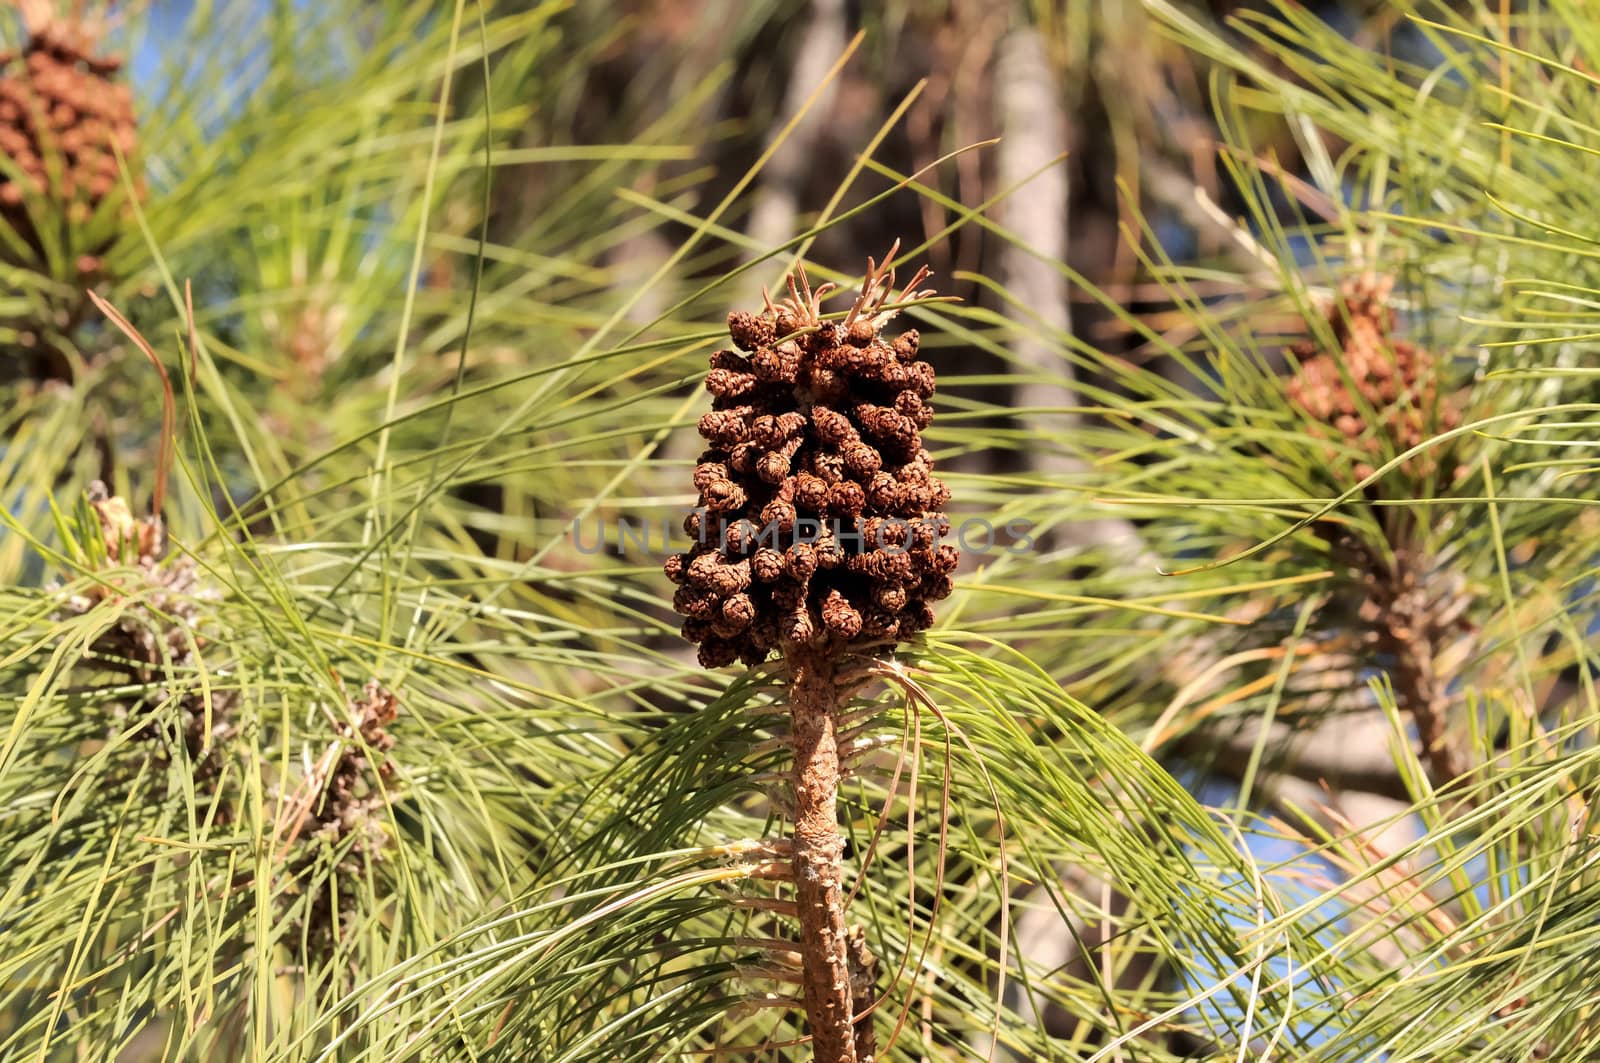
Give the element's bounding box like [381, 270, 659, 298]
[1348, 535, 1465, 786]
[1375, 564, 1463, 784]
[785, 646, 858, 1063]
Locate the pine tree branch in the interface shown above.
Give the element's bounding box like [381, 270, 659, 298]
[785, 645, 858, 1063]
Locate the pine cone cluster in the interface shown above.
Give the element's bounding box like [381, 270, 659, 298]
[0, 10, 138, 265]
[54, 483, 236, 791]
[317, 682, 399, 837]
[290, 681, 399, 955]
[666, 248, 958, 668]
[1285, 272, 1461, 484]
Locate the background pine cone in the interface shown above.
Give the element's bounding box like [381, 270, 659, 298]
[1285, 272, 1462, 486]
[0, 7, 138, 271]
[284, 681, 400, 959]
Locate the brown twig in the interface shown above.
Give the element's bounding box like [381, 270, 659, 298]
[87, 290, 174, 518]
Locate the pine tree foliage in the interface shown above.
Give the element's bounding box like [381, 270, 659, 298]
[3, 0, 1600, 1060]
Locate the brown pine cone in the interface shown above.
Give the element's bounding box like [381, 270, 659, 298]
[0, 12, 140, 265]
[1285, 272, 1461, 487]
[666, 245, 955, 667]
